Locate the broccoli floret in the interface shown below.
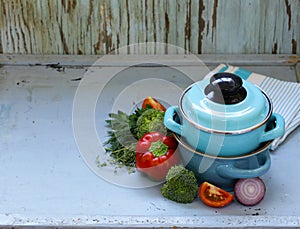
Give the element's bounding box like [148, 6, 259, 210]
[161, 165, 199, 203]
[136, 108, 167, 139]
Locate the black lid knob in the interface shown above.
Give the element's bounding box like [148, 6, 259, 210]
[204, 73, 247, 104]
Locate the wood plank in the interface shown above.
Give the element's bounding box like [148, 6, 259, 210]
[0, 55, 299, 228]
[0, 54, 298, 83]
[0, 0, 299, 55]
[0, 54, 298, 66]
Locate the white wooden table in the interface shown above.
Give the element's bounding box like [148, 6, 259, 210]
[0, 54, 299, 228]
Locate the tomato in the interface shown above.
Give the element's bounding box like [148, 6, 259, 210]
[142, 97, 166, 112]
[199, 182, 234, 208]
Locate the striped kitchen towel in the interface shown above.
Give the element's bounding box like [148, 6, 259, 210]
[206, 64, 300, 150]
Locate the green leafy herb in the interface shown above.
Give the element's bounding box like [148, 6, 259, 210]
[104, 107, 151, 170]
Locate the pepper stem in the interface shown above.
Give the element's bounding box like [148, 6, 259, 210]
[149, 140, 168, 157]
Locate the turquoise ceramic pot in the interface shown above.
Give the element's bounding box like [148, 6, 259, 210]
[174, 134, 271, 191]
[164, 73, 285, 157]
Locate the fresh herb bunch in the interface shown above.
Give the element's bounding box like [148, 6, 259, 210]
[104, 107, 150, 168]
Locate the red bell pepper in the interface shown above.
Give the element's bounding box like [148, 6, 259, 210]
[135, 132, 181, 181]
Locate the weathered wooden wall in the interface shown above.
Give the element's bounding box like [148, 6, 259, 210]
[0, 0, 299, 55]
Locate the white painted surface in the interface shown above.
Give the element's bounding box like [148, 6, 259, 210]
[0, 55, 299, 228]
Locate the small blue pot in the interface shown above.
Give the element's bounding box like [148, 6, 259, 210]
[164, 73, 285, 156]
[174, 134, 272, 191]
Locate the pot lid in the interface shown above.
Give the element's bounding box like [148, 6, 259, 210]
[179, 73, 272, 133]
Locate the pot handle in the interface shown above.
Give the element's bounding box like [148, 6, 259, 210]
[216, 152, 271, 179]
[259, 113, 285, 143]
[164, 106, 182, 135]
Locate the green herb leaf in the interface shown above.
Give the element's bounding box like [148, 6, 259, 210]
[103, 107, 152, 169]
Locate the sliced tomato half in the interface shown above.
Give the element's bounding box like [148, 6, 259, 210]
[199, 182, 234, 208]
[142, 97, 166, 112]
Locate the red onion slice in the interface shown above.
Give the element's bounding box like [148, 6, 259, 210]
[234, 177, 266, 206]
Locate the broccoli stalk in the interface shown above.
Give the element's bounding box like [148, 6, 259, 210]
[136, 108, 167, 139]
[161, 165, 199, 203]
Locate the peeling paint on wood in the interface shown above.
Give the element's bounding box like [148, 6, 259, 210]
[292, 39, 297, 54]
[212, 0, 218, 31]
[285, 0, 292, 31]
[0, 33, 2, 53]
[197, 0, 205, 54]
[272, 42, 278, 54]
[0, 0, 299, 55]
